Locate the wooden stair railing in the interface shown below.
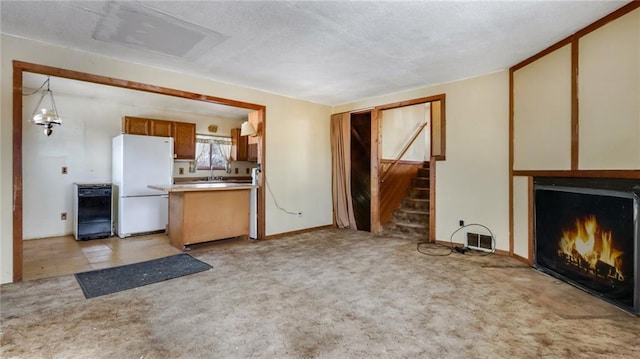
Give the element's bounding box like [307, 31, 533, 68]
[380, 121, 429, 183]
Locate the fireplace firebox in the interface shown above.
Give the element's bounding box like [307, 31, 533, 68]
[534, 178, 639, 314]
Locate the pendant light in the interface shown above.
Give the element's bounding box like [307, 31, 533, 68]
[30, 77, 62, 136]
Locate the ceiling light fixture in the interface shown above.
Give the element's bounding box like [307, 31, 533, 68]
[240, 121, 257, 137]
[29, 77, 62, 136]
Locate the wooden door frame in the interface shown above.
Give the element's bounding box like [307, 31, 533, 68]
[370, 94, 446, 239]
[12, 60, 267, 282]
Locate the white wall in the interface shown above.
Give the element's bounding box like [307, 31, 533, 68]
[578, 7, 640, 169]
[1, 34, 333, 283]
[20, 86, 253, 240]
[21, 90, 121, 239]
[334, 71, 510, 250]
[510, 8, 640, 262]
[381, 103, 430, 161]
[513, 45, 572, 171]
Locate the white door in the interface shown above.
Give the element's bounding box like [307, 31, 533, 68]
[117, 196, 168, 237]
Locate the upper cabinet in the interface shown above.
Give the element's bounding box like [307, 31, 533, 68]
[230, 128, 248, 161]
[247, 144, 258, 162]
[122, 116, 150, 135]
[230, 128, 258, 162]
[150, 119, 173, 137]
[122, 116, 196, 160]
[173, 122, 196, 160]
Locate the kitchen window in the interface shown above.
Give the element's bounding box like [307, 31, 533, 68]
[195, 135, 231, 170]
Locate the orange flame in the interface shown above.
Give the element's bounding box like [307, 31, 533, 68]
[558, 215, 624, 281]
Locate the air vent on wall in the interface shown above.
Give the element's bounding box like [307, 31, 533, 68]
[466, 232, 494, 253]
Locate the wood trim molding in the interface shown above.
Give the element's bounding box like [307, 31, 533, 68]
[372, 95, 445, 238]
[575, 1, 640, 38]
[12, 60, 267, 282]
[264, 225, 334, 240]
[527, 177, 534, 266]
[429, 160, 436, 243]
[512, 253, 530, 266]
[508, 70, 514, 256]
[370, 109, 381, 233]
[12, 64, 24, 282]
[13, 61, 265, 111]
[511, 35, 574, 72]
[432, 97, 446, 161]
[571, 37, 579, 170]
[511, 1, 639, 72]
[374, 94, 446, 111]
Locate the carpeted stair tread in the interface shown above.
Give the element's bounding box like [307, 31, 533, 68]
[383, 161, 431, 241]
[396, 208, 429, 215]
[392, 220, 428, 229]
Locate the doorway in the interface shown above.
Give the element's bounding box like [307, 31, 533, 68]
[12, 61, 267, 282]
[350, 112, 372, 231]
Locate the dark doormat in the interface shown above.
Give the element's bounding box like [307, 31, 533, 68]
[74, 253, 212, 299]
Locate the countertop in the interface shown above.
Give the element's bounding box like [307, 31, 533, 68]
[173, 177, 252, 185]
[148, 183, 257, 192]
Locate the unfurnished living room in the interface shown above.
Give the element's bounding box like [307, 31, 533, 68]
[1, 1, 639, 358]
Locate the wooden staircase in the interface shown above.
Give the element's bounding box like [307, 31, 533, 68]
[383, 163, 430, 242]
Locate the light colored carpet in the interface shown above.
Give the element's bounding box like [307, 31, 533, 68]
[1, 228, 639, 358]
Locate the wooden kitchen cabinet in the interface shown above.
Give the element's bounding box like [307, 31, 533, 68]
[230, 128, 248, 161]
[172, 121, 196, 160]
[123, 116, 196, 160]
[122, 116, 151, 135]
[247, 143, 258, 162]
[150, 119, 173, 137]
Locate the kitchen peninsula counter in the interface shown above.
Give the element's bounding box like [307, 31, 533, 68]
[149, 183, 257, 249]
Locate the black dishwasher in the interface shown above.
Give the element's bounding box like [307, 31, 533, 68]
[74, 183, 112, 240]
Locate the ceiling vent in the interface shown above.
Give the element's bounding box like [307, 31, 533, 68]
[92, 1, 228, 59]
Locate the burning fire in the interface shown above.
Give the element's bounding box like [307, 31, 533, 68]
[558, 215, 625, 281]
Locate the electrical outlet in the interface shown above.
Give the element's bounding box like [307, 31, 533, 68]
[459, 219, 464, 227]
[61, 212, 67, 220]
[61, 166, 68, 174]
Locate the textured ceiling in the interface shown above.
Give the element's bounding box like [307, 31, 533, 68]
[1, 1, 629, 106]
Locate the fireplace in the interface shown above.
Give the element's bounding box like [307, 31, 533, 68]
[534, 178, 640, 314]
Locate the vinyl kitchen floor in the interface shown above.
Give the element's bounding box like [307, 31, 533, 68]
[22, 233, 181, 281]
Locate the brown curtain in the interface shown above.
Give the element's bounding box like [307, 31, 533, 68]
[331, 113, 358, 230]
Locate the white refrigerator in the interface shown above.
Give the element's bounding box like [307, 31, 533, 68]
[112, 134, 174, 238]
